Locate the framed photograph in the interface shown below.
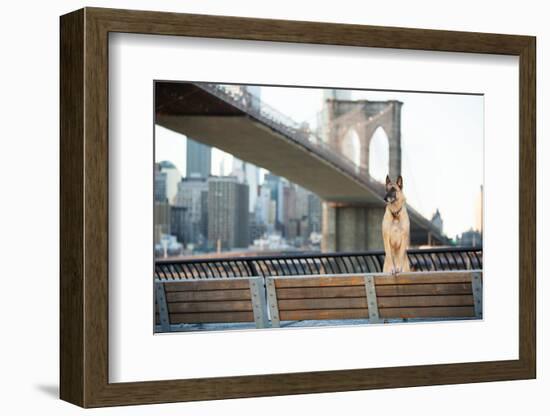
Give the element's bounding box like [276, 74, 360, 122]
[60, 7, 536, 408]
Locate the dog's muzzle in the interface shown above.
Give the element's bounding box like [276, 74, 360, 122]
[384, 189, 396, 203]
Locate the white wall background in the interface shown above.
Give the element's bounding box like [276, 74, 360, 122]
[0, 0, 545, 414]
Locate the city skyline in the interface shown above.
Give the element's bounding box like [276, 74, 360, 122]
[153, 152, 480, 260]
[154, 158, 323, 257]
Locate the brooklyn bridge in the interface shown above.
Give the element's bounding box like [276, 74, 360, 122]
[155, 82, 449, 252]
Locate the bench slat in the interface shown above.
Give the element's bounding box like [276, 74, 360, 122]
[375, 272, 473, 285]
[279, 308, 369, 321]
[376, 283, 472, 297]
[169, 311, 255, 324]
[274, 275, 365, 288]
[166, 289, 251, 302]
[275, 283, 473, 299]
[168, 300, 253, 313]
[379, 306, 475, 319]
[277, 295, 473, 311]
[377, 295, 473, 308]
[276, 286, 365, 299]
[163, 279, 252, 292]
[278, 297, 368, 311]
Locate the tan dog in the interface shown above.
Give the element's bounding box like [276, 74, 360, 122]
[382, 175, 410, 274]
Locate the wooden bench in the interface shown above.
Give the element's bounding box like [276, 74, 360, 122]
[155, 276, 268, 332]
[266, 270, 482, 327]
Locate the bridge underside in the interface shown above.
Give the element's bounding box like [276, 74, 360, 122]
[158, 114, 381, 204]
[155, 82, 448, 247]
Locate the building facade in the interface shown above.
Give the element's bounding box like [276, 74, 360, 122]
[186, 138, 212, 179]
[173, 177, 209, 248]
[154, 163, 167, 202]
[154, 200, 171, 245]
[207, 176, 250, 250]
[232, 157, 260, 213]
[457, 229, 483, 247]
[158, 160, 182, 204]
[170, 206, 188, 246]
[307, 193, 322, 235]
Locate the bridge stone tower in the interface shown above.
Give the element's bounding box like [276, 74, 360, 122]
[325, 99, 403, 180]
[322, 99, 403, 252]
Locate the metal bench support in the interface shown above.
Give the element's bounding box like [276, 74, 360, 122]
[249, 278, 269, 329]
[266, 277, 280, 328]
[155, 281, 171, 332]
[364, 275, 381, 323]
[471, 271, 483, 318]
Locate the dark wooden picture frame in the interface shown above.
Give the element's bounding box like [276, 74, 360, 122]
[60, 7, 536, 408]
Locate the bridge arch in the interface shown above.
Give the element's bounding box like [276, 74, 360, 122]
[341, 129, 361, 169]
[368, 126, 390, 182]
[326, 99, 403, 181]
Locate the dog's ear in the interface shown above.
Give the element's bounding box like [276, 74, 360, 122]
[396, 175, 403, 189]
[386, 175, 391, 188]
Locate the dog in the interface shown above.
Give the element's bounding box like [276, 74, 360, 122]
[382, 175, 411, 274]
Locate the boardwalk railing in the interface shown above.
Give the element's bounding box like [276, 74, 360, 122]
[155, 247, 482, 281]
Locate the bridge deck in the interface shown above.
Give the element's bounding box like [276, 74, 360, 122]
[158, 113, 379, 203]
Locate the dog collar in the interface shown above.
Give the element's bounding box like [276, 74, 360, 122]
[390, 206, 402, 219]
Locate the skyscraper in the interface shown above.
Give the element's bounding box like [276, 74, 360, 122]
[232, 157, 259, 212]
[186, 138, 212, 179]
[264, 173, 284, 232]
[173, 177, 209, 247]
[158, 160, 182, 204]
[207, 176, 249, 250]
[244, 164, 259, 213]
[154, 163, 167, 202]
[154, 201, 171, 245]
[170, 206, 188, 246]
[295, 185, 310, 221]
[307, 193, 322, 234]
[276, 178, 288, 228]
[255, 184, 273, 226]
[282, 183, 297, 237]
[231, 157, 246, 183]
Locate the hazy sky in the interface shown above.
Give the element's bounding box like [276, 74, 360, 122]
[155, 85, 483, 238]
